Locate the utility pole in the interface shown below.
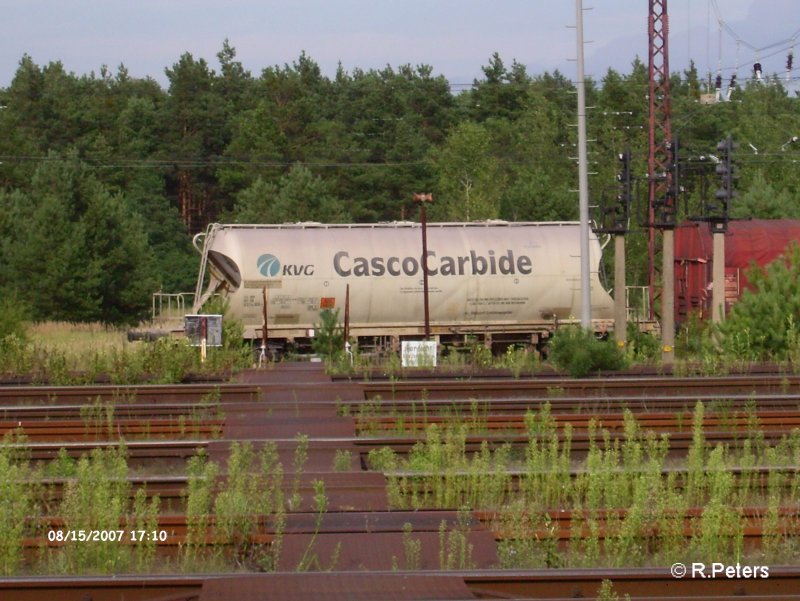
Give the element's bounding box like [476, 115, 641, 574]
[413, 193, 434, 339]
[576, 0, 592, 329]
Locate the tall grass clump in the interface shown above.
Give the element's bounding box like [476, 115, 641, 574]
[55, 445, 131, 573]
[522, 403, 572, 510]
[0, 434, 37, 575]
[365, 399, 800, 569]
[130, 488, 160, 571]
[214, 442, 287, 570]
[370, 422, 513, 510]
[183, 449, 220, 568]
[182, 442, 293, 571]
[688, 445, 743, 561]
[214, 442, 261, 564]
[438, 508, 475, 570]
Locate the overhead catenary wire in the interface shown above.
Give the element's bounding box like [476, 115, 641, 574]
[709, 0, 800, 88]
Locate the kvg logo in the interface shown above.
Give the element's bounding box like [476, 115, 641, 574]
[257, 254, 315, 277]
[257, 254, 281, 277]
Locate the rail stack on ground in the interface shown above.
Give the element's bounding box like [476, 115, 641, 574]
[1, 363, 800, 599]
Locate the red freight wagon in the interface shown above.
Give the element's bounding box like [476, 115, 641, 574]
[674, 219, 800, 325]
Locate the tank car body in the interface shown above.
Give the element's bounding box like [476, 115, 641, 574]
[675, 219, 800, 324]
[192, 221, 615, 351]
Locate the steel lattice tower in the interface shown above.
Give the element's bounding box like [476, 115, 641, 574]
[647, 0, 675, 318]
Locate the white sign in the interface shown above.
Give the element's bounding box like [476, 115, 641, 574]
[401, 341, 438, 367]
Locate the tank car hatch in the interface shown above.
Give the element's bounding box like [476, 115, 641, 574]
[207, 250, 242, 290]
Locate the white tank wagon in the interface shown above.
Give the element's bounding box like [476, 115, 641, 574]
[191, 222, 615, 352]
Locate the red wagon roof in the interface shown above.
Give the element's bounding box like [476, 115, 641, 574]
[676, 219, 800, 267]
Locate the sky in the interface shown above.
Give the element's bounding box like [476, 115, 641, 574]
[0, 0, 798, 90]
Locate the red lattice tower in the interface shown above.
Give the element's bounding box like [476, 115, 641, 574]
[647, 0, 675, 318]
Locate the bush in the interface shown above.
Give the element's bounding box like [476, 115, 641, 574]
[0, 293, 30, 342]
[625, 322, 660, 362]
[548, 327, 627, 377]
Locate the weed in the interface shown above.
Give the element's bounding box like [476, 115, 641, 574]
[184, 449, 219, 566]
[685, 402, 707, 506]
[79, 396, 115, 440]
[438, 508, 475, 570]
[130, 488, 160, 572]
[295, 479, 329, 571]
[0, 440, 36, 575]
[332, 449, 352, 472]
[401, 522, 422, 570]
[596, 580, 631, 601]
[56, 445, 131, 573]
[289, 434, 309, 511]
[45, 447, 77, 478]
[215, 442, 260, 564]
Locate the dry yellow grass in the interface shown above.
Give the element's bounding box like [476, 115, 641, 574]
[28, 322, 130, 356]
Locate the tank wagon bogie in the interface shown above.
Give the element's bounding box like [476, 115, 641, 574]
[192, 221, 615, 353]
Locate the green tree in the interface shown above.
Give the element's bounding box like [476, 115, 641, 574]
[162, 52, 228, 227]
[732, 170, 800, 219]
[465, 53, 531, 122]
[717, 242, 800, 360]
[233, 163, 349, 223]
[218, 99, 287, 193]
[429, 121, 503, 221]
[1, 153, 156, 324]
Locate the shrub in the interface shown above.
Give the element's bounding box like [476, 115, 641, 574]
[0, 293, 30, 342]
[548, 327, 627, 377]
[625, 322, 660, 362]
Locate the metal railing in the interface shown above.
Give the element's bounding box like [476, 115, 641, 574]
[151, 292, 195, 324]
[625, 286, 651, 322]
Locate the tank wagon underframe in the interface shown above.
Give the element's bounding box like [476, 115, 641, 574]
[245, 318, 615, 353]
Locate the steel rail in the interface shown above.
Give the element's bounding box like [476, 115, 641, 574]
[4, 568, 800, 600]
